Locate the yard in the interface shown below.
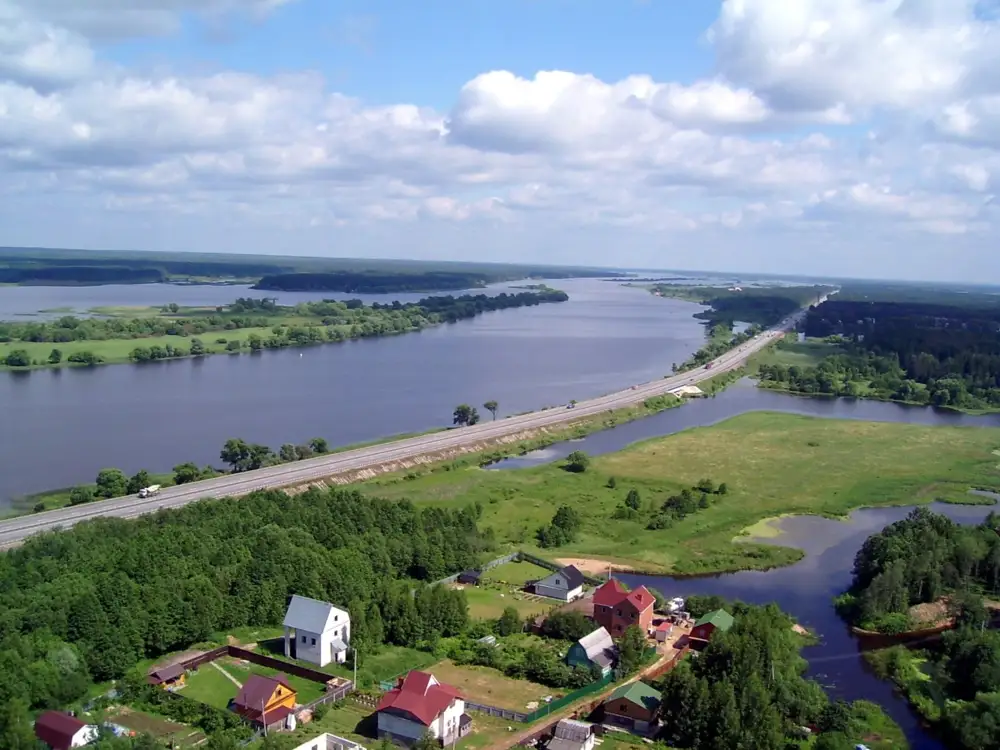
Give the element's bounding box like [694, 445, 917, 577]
[428, 659, 559, 712]
[483, 559, 551, 586]
[460, 583, 555, 621]
[180, 655, 328, 710]
[104, 707, 206, 747]
[361, 412, 1000, 575]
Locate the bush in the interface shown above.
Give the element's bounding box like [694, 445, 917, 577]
[564, 450, 590, 473]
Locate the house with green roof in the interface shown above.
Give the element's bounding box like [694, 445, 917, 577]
[689, 608, 734, 645]
[603, 681, 662, 734]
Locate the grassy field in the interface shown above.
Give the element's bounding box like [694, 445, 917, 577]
[460, 585, 554, 621]
[429, 659, 558, 711]
[182, 655, 327, 709]
[750, 337, 844, 370]
[483, 559, 551, 585]
[362, 412, 1000, 575]
[104, 707, 205, 747]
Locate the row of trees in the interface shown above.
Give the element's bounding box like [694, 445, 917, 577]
[452, 400, 500, 426]
[673, 323, 764, 373]
[0, 485, 495, 737]
[3, 349, 102, 367]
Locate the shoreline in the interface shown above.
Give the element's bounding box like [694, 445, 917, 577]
[757, 382, 1000, 417]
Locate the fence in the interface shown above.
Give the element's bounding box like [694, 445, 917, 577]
[465, 701, 529, 723]
[303, 681, 355, 710]
[642, 646, 688, 681]
[432, 550, 605, 588]
[227, 645, 343, 685]
[521, 673, 615, 724]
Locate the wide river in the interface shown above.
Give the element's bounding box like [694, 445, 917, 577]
[1, 278, 709, 501]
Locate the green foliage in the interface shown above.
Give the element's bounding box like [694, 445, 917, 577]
[47, 348, 62, 364]
[69, 485, 94, 506]
[447, 634, 593, 690]
[617, 625, 647, 675]
[309, 437, 329, 454]
[95, 467, 128, 498]
[564, 450, 590, 473]
[126, 470, 152, 495]
[537, 505, 582, 548]
[219, 438, 273, 472]
[452, 404, 480, 427]
[4, 349, 30, 367]
[496, 606, 522, 636]
[625, 488, 642, 510]
[540, 610, 594, 641]
[483, 400, 499, 420]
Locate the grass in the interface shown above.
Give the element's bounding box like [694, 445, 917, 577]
[428, 659, 557, 711]
[483, 559, 552, 586]
[181, 655, 328, 709]
[461, 585, 554, 621]
[104, 707, 206, 747]
[320, 645, 437, 687]
[749, 337, 844, 370]
[361, 412, 1000, 575]
[11, 472, 177, 515]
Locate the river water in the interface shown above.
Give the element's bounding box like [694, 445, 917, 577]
[0, 278, 709, 501]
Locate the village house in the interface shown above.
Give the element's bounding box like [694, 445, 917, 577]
[231, 673, 298, 731]
[532, 565, 585, 601]
[603, 681, 662, 734]
[283, 594, 351, 666]
[34, 711, 98, 750]
[689, 608, 734, 646]
[566, 626, 617, 676]
[147, 663, 186, 690]
[592, 580, 655, 636]
[546, 718, 595, 750]
[376, 670, 471, 746]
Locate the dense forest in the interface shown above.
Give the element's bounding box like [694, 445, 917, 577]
[764, 297, 1000, 409]
[650, 284, 832, 328]
[254, 271, 495, 293]
[656, 602, 902, 749]
[840, 509, 1000, 749]
[0, 487, 493, 745]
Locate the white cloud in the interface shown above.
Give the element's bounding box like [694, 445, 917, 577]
[0, 0, 997, 281]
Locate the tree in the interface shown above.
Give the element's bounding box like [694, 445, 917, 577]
[483, 400, 499, 420]
[453, 404, 480, 426]
[173, 462, 201, 485]
[126, 470, 152, 495]
[618, 625, 647, 674]
[220, 438, 271, 472]
[497, 606, 522, 636]
[4, 349, 30, 367]
[717, 482, 728, 495]
[565, 450, 590, 473]
[0, 698, 41, 750]
[47, 348, 62, 364]
[95, 468, 128, 498]
[247, 333, 263, 351]
[279, 444, 299, 462]
[69, 486, 94, 506]
[189, 338, 206, 356]
[309, 437, 329, 454]
[606, 476, 617, 489]
[225, 339, 242, 351]
[625, 488, 642, 510]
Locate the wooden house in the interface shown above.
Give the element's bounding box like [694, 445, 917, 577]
[566, 626, 616, 676]
[232, 673, 298, 730]
[603, 681, 662, 734]
[147, 663, 186, 689]
[689, 608, 734, 645]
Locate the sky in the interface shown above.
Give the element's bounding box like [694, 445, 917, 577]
[1, 1, 999, 282]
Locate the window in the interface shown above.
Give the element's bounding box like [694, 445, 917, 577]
[620, 703, 627, 712]
[311, 637, 316, 645]
[301, 635, 307, 643]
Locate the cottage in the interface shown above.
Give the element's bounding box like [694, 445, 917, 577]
[283, 594, 351, 666]
[532, 565, 585, 601]
[592, 580, 655, 636]
[566, 626, 617, 676]
[689, 608, 734, 644]
[34, 711, 98, 750]
[147, 663, 186, 689]
[653, 621, 673, 643]
[547, 719, 595, 750]
[603, 681, 662, 734]
[231, 673, 298, 730]
[457, 570, 482, 586]
[376, 670, 471, 746]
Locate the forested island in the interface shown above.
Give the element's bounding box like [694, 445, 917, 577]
[757, 286, 1000, 411]
[0, 247, 611, 287]
[0, 289, 568, 370]
[648, 283, 833, 328]
[836, 508, 1000, 749]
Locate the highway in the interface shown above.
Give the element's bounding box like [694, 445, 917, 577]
[0, 300, 822, 549]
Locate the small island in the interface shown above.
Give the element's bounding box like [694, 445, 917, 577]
[0, 288, 569, 370]
[253, 270, 495, 293]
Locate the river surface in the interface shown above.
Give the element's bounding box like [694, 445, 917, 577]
[0, 278, 709, 501]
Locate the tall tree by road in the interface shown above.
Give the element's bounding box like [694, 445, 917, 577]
[483, 400, 499, 420]
[453, 404, 480, 426]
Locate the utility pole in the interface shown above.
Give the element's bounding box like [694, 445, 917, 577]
[354, 648, 358, 688]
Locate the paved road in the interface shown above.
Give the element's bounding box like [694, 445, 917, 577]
[0, 301, 822, 548]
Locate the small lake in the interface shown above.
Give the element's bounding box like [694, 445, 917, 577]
[620, 502, 996, 750]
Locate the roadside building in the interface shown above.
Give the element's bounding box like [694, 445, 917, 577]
[283, 594, 351, 666]
[34, 711, 98, 750]
[592, 580, 655, 636]
[566, 626, 617, 676]
[689, 608, 734, 646]
[532, 565, 585, 601]
[547, 719, 595, 750]
[376, 670, 471, 746]
[603, 681, 662, 734]
[231, 673, 298, 731]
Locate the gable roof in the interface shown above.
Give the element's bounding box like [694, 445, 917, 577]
[553, 719, 591, 742]
[377, 670, 463, 726]
[693, 608, 734, 633]
[592, 579, 629, 607]
[607, 681, 662, 712]
[538, 565, 585, 591]
[234, 673, 294, 712]
[35, 711, 86, 750]
[576, 627, 617, 668]
[149, 663, 185, 683]
[623, 586, 654, 614]
[283, 594, 349, 634]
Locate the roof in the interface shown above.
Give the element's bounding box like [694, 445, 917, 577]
[234, 673, 294, 712]
[576, 627, 617, 668]
[149, 663, 185, 683]
[35, 711, 86, 750]
[693, 608, 734, 633]
[656, 621, 673, 632]
[538, 565, 585, 591]
[623, 586, 654, 613]
[553, 719, 591, 742]
[607, 681, 662, 712]
[283, 594, 349, 634]
[548, 737, 587, 750]
[459, 569, 481, 580]
[593, 579, 629, 607]
[376, 670, 463, 726]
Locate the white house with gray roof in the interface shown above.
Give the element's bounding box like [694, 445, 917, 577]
[283, 595, 351, 667]
[532, 565, 585, 601]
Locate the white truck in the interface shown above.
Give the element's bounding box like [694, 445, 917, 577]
[138, 484, 161, 498]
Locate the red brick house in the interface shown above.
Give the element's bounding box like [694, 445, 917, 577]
[592, 580, 655, 637]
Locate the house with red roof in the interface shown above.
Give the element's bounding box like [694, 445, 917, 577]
[376, 670, 471, 746]
[34, 711, 98, 750]
[231, 673, 298, 731]
[592, 580, 655, 637]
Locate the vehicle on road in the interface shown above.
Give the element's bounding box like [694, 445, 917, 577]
[138, 484, 161, 498]
[705, 362, 714, 370]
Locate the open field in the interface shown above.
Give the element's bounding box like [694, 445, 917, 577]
[460, 584, 554, 621]
[749, 337, 844, 370]
[428, 659, 558, 711]
[105, 707, 206, 747]
[483, 559, 551, 585]
[362, 412, 1000, 575]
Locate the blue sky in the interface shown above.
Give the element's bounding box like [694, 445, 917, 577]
[0, 0, 998, 281]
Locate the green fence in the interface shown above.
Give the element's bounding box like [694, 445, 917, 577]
[521, 673, 615, 723]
